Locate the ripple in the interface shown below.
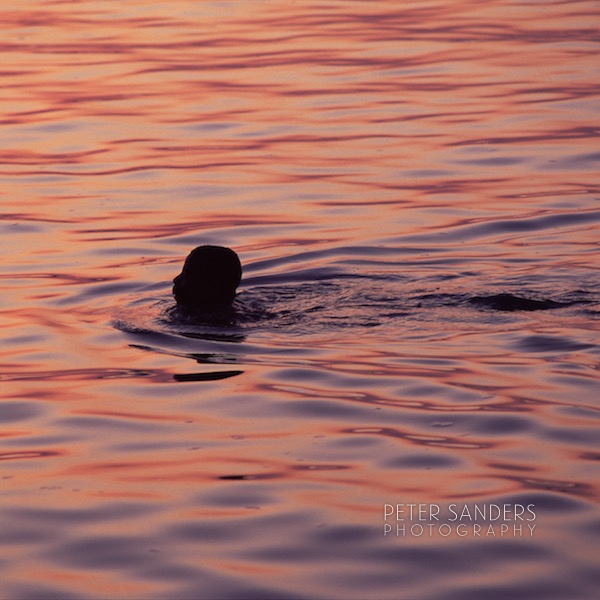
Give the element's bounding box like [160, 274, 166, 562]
[0, 450, 61, 462]
[1, 0, 598, 598]
[0, 368, 166, 382]
[515, 334, 595, 353]
[0, 401, 45, 423]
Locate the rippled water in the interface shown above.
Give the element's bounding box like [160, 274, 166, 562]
[2, 1, 599, 598]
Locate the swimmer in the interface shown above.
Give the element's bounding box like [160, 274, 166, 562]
[173, 245, 242, 309]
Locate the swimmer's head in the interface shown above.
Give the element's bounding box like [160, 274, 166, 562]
[173, 245, 242, 308]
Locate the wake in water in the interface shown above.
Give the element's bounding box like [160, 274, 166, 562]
[114, 278, 592, 339]
[112, 245, 597, 364]
[110, 246, 597, 385]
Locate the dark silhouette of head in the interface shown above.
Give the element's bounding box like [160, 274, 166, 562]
[173, 245, 242, 308]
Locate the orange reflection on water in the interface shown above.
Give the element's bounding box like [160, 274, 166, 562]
[1, 0, 599, 598]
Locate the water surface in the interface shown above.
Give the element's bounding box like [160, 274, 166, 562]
[1, 1, 599, 599]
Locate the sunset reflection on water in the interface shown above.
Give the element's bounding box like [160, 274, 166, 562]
[1, 1, 599, 599]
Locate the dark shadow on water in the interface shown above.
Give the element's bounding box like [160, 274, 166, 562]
[468, 293, 573, 311]
[514, 334, 595, 353]
[173, 370, 243, 382]
[165, 302, 244, 329]
[414, 291, 589, 313]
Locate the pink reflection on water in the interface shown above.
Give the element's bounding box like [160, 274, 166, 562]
[0, 0, 598, 598]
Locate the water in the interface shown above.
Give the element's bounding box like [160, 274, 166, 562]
[1, 1, 599, 598]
